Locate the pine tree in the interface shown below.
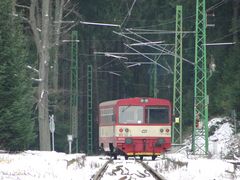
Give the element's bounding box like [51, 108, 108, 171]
[0, 0, 35, 151]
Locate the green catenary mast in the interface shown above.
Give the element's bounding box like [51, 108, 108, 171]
[70, 30, 79, 152]
[193, 0, 209, 155]
[172, 5, 183, 144]
[149, 57, 158, 98]
[87, 65, 93, 154]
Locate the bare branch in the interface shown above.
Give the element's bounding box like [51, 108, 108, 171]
[20, 16, 31, 23]
[27, 65, 39, 73]
[63, 5, 75, 19]
[61, 21, 79, 36]
[64, 0, 71, 8]
[12, 13, 30, 23]
[68, 8, 83, 20]
[15, 4, 30, 10]
[32, 78, 43, 82]
[30, 0, 41, 53]
[63, 2, 82, 19]
[60, 23, 72, 30]
[12, 1, 30, 24]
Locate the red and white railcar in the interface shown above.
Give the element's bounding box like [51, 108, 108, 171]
[99, 97, 172, 160]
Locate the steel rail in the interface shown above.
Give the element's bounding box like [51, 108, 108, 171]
[92, 159, 112, 180]
[137, 160, 167, 180]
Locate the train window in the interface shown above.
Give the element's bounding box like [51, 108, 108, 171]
[100, 108, 114, 124]
[147, 107, 169, 124]
[119, 106, 144, 124]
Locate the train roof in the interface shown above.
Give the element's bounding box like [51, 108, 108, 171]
[99, 97, 170, 107]
[99, 99, 118, 107]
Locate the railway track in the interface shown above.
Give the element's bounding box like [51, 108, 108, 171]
[92, 159, 113, 180]
[138, 160, 167, 180]
[92, 158, 166, 180]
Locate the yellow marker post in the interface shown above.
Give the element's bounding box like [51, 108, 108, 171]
[175, 117, 180, 124]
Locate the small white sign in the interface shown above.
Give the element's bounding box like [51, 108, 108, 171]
[49, 115, 55, 133]
[67, 135, 73, 142]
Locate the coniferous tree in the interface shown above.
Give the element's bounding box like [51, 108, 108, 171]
[0, 0, 35, 151]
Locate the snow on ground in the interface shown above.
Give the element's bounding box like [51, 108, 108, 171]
[149, 153, 237, 180]
[0, 151, 108, 180]
[0, 117, 240, 180]
[209, 119, 234, 158]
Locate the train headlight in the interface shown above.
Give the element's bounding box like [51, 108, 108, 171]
[160, 129, 164, 133]
[125, 128, 129, 133]
[119, 128, 123, 133]
[155, 138, 165, 146]
[140, 98, 148, 103]
[125, 138, 133, 144]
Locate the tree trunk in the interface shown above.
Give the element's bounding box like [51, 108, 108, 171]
[53, 0, 64, 92]
[232, 0, 239, 45]
[29, 0, 51, 151]
[38, 0, 51, 151]
[12, 0, 16, 15]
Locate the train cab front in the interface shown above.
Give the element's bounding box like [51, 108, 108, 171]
[99, 97, 172, 160]
[115, 126, 172, 160]
[115, 98, 172, 160]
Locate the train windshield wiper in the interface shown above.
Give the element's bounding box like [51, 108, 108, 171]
[121, 105, 131, 112]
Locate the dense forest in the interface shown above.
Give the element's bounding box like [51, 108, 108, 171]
[0, 0, 239, 153]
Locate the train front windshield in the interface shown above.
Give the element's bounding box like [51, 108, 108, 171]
[146, 107, 169, 124]
[119, 106, 144, 124]
[119, 106, 169, 124]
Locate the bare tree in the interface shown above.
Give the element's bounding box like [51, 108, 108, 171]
[14, 0, 80, 150]
[13, 0, 52, 150]
[30, 0, 51, 150]
[14, 0, 64, 151]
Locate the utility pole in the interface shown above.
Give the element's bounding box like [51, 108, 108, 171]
[87, 65, 93, 154]
[70, 30, 79, 153]
[172, 5, 183, 144]
[192, 0, 209, 155]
